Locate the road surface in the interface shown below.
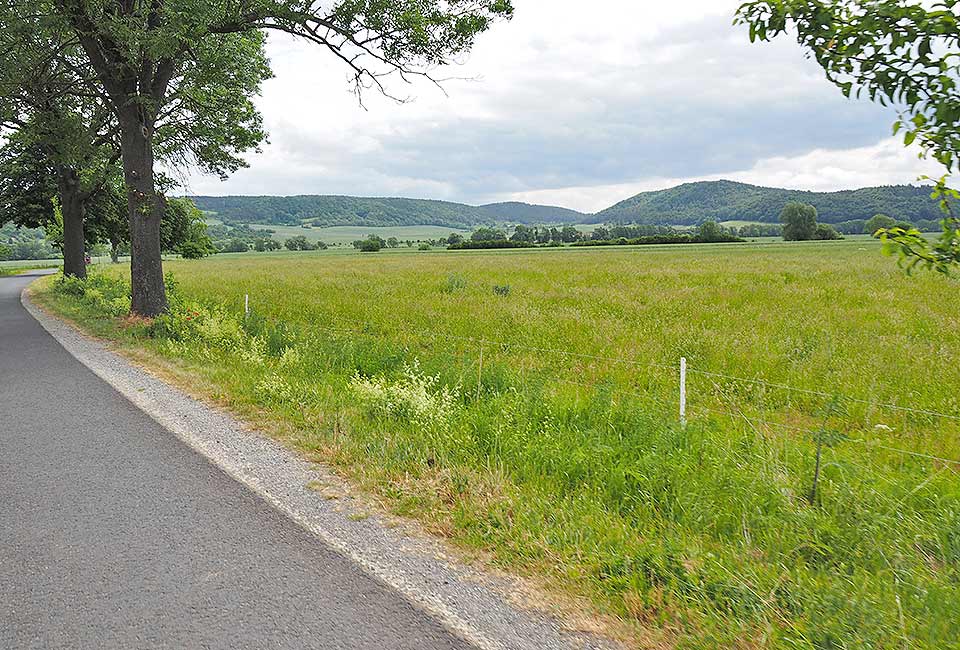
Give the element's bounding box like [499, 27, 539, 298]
[0, 271, 470, 649]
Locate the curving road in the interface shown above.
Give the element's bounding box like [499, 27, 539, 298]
[0, 271, 470, 649]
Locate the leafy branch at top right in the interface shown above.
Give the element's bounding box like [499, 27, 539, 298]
[736, 0, 960, 274]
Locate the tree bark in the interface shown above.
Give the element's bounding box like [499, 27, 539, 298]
[110, 238, 120, 264]
[118, 109, 167, 317]
[57, 167, 87, 280]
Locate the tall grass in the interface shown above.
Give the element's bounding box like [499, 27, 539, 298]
[36, 241, 960, 648]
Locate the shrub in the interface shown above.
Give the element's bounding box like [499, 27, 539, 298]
[284, 235, 316, 251]
[53, 273, 131, 316]
[813, 223, 843, 240]
[470, 227, 507, 242]
[448, 240, 534, 250]
[350, 361, 459, 433]
[222, 239, 249, 253]
[180, 240, 215, 259]
[359, 238, 383, 252]
[864, 213, 896, 234]
[441, 273, 468, 294]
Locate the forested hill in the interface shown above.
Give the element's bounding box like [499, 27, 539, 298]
[190, 195, 585, 228]
[593, 180, 947, 225]
[477, 201, 586, 223]
[191, 181, 948, 228]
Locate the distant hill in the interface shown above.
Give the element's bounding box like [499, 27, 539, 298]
[593, 180, 947, 225]
[190, 195, 583, 228]
[477, 201, 586, 223]
[191, 181, 948, 229]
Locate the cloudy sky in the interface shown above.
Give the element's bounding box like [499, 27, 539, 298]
[182, 0, 941, 213]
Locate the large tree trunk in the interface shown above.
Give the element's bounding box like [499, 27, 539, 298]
[110, 238, 120, 264]
[57, 167, 87, 280]
[119, 109, 167, 317]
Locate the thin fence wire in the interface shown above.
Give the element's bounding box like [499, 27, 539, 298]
[314, 316, 960, 425]
[691, 405, 960, 468]
[242, 298, 960, 468]
[843, 438, 960, 467]
[297, 315, 678, 373]
[689, 405, 817, 435]
[686, 367, 960, 422]
[553, 376, 679, 413]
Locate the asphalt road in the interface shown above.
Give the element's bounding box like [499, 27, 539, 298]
[0, 271, 471, 649]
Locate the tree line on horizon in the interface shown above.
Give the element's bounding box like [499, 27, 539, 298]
[187, 182, 956, 231]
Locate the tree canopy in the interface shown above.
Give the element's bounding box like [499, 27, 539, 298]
[40, 0, 511, 315]
[781, 202, 818, 241]
[736, 0, 960, 272]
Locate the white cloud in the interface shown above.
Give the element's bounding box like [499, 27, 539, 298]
[498, 138, 939, 213]
[182, 1, 938, 211]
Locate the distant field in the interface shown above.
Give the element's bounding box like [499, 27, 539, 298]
[719, 219, 769, 228]
[37, 240, 960, 648]
[0, 259, 62, 272]
[247, 223, 470, 245]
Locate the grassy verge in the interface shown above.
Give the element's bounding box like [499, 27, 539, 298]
[31, 243, 960, 649]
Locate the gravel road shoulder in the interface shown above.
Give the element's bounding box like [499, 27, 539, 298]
[22, 284, 619, 650]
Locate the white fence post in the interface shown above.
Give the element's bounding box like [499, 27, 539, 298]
[680, 357, 687, 428]
[244, 294, 250, 319]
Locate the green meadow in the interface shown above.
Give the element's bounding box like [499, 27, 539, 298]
[35, 240, 960, 648]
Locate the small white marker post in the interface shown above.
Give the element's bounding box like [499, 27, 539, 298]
[679, 357, 687, 428]
[244, 294, 250, 319]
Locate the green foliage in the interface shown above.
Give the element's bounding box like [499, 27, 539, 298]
[192, 182, 956, 231]
[52, 272, 131, 316]
[477, 201, 586, 223]
[161, 198, 213, 254]
[0, 132, 58, 231]
[832, 219, 866, 235]
[36, 245, 960, 647]
[736, 0, 960, 171]
[470, 227, 507, 242]
[193, 195, 495, 228]
[153, 32, 271, 179]
[440, 273, 468, 294]
[696, 220, 725, 242]
[597, 180, 951, 226]
[865, 214, 896, 235]
[0, 222, 60, 260]
[573, 231, 744, 247]
[449, 239, 534, 250]
[813, 223, 842, 240]
[284, 235, 317, 251]
[735, 222, 783, 237]
[736, 0, 960, 271]
[780, 202, 818, 241]
[358, 237, 383, 253]
[879, 180, 960, 275]
[221, 239, 250, 254]
[179, 240, 214, 259]
[254, 237, 282, 252]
